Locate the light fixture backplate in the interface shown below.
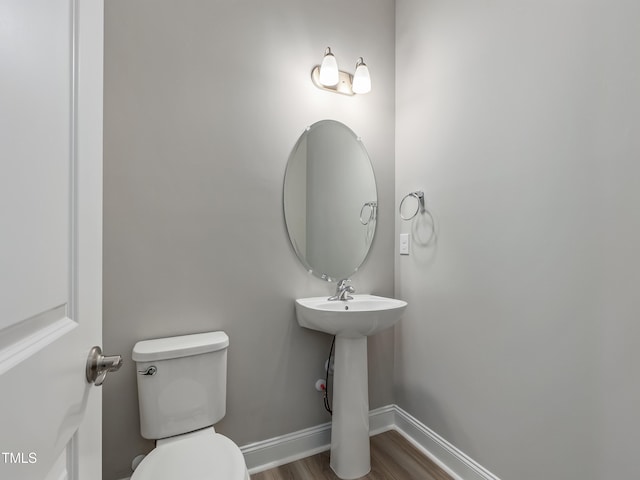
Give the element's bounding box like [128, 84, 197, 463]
[311, 66, 355, 96]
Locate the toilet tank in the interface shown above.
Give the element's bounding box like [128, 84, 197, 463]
[132, 331, 229, 440]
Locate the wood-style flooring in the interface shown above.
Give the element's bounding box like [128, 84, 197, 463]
[251, 430, 453, 480]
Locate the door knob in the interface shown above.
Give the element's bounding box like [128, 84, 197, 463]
[86, 346, 123, 386]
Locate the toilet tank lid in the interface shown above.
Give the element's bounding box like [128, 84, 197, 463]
[132, 331, 229, 362]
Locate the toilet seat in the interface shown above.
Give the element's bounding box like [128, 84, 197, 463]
[131, 428, 249, 480]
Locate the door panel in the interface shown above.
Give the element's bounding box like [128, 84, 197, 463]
[0, 0, 72, 328]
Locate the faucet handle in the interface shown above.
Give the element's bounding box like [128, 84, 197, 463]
[328, 278, 354, 301]
[336, 278, 355, 300]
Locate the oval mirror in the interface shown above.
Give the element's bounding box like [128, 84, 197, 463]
[283, 120, 377, 282]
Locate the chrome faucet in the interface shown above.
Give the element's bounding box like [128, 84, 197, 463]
[328, 278, 355, 301]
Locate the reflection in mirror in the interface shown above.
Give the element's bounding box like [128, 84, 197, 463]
[283, 120, 377, 282]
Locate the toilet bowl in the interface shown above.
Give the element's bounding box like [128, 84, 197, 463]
[131, 331, 249, 480]
[131, 428, 249, 480]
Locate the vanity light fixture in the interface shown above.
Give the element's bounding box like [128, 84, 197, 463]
[311, 47, 371, 96]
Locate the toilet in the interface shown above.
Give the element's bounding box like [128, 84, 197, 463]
[131, 331, 249, 480]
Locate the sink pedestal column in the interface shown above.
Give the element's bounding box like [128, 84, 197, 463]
[330, 336, 370, 479]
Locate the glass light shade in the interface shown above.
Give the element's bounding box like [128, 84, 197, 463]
[319, 49, 339, 86]
[352, 59, 371, 94]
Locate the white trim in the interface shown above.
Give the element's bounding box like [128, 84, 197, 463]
[368, 404, 396, 434]
[392, 405, 501, 480]
[0, 306, 76, 375]
[241, 404, 501, 480]
[241, 422, 331, 474]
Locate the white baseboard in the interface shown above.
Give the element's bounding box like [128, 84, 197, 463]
[391, 405, 501, 480]
[240, 421, 331, 474]
[241, 404, 500, 480]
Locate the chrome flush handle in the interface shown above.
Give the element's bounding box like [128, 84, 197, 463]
[86, 346, 123, 386]
[138, 366, 157, 376]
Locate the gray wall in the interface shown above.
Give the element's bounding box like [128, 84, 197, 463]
[105, 1, 640, 479]
[103, 1, 395, 479]
[395, 1, 640, 479]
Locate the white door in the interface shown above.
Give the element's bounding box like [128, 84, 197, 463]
[0, 1, 104, 479]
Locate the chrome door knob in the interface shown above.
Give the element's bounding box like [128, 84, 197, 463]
[86, 346, 123, 386]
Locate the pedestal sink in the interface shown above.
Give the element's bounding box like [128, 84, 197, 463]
[295, 295, 407, 479]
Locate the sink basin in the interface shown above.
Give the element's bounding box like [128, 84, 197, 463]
[295, 294, 407, 478]
[295, 294, 407, 338]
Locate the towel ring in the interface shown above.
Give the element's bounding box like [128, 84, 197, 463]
[399, 191, 425, 221]
[360, 201, 377, 225]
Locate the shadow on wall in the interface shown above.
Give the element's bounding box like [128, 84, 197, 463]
[398, 199, 438, 275]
